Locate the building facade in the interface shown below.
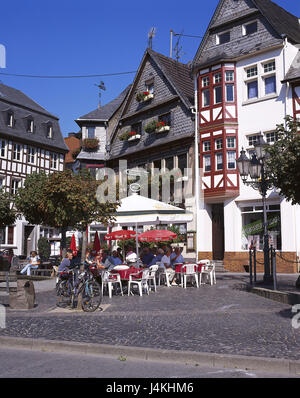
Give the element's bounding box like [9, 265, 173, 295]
[192, 0, 300, 272]
[0, 83, 68, 256]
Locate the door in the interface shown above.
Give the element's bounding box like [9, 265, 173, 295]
[212, 204, 224, 260]
[23, 226, 34, 257]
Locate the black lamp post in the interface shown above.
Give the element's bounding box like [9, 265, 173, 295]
[237, 136, 273, 284]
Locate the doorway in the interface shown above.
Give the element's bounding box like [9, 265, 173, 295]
[212, 204, 224, 260]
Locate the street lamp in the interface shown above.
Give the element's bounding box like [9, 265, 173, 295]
[237, 136, 273, 284]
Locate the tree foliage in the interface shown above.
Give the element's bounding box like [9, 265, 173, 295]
[265, 116, 300, 205]
[0, 189, 18, 229]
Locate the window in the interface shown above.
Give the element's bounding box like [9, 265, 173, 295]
[264, 61, 275, 74]
[165, 157, 174, 171]
[0, 177, 4, 189]
[247, 80, 258, 99]
[214, 73, 222, 84]
[202, 76, 209, 87]
[87, 127, 95, 139]
[216, 153, 223, 170]
[27, 119, 34, 133]
[226, 84, 234, 102]
[13, 144, 21, 161]
[158, 113, 171, 127]
[264, 75, 276, 95]
[202, 89, 210, 107]
[203, 141, 211, 152]
[146, 82, 154, 95]
[241, 205, 281, 250]
[7, 112, 14, 127]
[46, 124, 53, 139]
[214, 86, 222, 104]
[227, 151, 236, 169]
[0, 140, 6, 158]
[11, 179, 20, 195]
[204, 155, 211, 172]
[0, 228, 5, 244]
[265, 131, 278, 143]
[132, 122, 142, 135]
[227, 137, 236, 148]
[243, 21, 258, 36]
[246, 66, 258, 78]
[27, 147, 36, 164]
[153, 159, 161, 171]
[217, 31, 230, 45]
[225, 71, 234, 82]
[7, 226, 14, 245]
[50, 153, 58, 169]
[248, 135, 260, 146]
[178, 153, 188, 175]
[215, 139, 223, 150]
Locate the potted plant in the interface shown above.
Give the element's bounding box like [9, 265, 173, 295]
[82, 138, 99, 150]
[119, 130, 141, 142]
[136, 91, 154, 103]
[156, 121, 170, 133]
[144, 120, 157, 134]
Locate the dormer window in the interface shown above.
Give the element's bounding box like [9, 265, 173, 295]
[242, 21, 258, 36]
[146, 82, 154, 95]
[7, 111, 14, 127]
[216, 31, 230, 45]
[27, 118, 34, 133]
[46, 124, 53, 139]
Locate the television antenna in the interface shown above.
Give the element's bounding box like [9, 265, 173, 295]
[94, 80, 106, 108]
[148, 27, 156, 49]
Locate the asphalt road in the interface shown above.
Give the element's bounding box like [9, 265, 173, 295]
[0, 347, 298, 379]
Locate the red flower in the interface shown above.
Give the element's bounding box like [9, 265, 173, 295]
[143, 91, 149, 95]
[129, 131, 136, 136]
[157, 121, 165, 127]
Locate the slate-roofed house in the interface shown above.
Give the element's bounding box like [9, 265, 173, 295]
[74, 85, 131, 175]
[107, 49, 197, 247]
[192, 0, 300, 272]
[0, 83, 68, 256]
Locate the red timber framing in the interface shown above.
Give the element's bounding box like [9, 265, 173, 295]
[291, 83, 300, 122]
[197, 63, 239, 199]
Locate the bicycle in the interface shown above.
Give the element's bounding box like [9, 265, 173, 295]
[56, 264, 102, 312]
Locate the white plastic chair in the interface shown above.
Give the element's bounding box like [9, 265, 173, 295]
[102, 270, 123, 298]
[148, 264, 158, 292]
[157, 264, 171, 287]
[181, 264, 199, 289]
[112, 265, 129, 271]
[128, 269, 150, 296]
[199, 263, 216, 285]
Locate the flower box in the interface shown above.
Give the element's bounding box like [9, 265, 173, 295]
[128, 134, 141, 142]
[136, 91, 154, 103]
[156, 125, 170, 133]
[82, 138, 99, 150]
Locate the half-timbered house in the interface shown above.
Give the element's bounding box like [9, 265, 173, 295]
[192, 0, 300, 272]
[0, 83, 68, 256]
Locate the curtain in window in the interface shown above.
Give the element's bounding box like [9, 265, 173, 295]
[265, 76, 276, 95]
[248, 81, 258, 99]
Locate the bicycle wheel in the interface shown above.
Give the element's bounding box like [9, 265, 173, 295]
[81, 280, 102, 312]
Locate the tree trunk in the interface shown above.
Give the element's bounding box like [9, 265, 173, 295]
[61, 227, 67, 258]
[81, 226, 88, 263]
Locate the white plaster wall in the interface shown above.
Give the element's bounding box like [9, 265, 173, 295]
[197, 204, 212, 253]
[224, 198, 241, 252]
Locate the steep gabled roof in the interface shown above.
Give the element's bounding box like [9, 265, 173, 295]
[0, 83, 58, 118]
[193, 0, 300, 70]
[76, 85, 131, 122]
[282, 50, 300, 83]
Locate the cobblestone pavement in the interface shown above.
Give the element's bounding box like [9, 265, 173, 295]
[0, 273, 300, 361]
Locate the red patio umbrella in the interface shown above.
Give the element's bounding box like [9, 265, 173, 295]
[93, 231, 101, 253]
[138, 229, 177, 242]
[104, 230, 137, 240]
[69, 234, 77, 255]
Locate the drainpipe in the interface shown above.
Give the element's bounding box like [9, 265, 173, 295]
[282, 34, 288, 125]
[192, 73, 200, 261]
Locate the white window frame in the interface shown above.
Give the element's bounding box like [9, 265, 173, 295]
[216, 31, 230, 45]
[204, 155, 211, 172]
[215, 138, 223, 150]
[203, 141, 211, 152]
[215, 152, 223, 171]
[27, 119, 34, 133]
[247, 134, 261, 147]
[13, 143, 22, 162]
[227, 151, 236, 169]
[265, 131, 278, 144]
[46, 124, 53, 139]
[225, 70, 234, 82]
[214, 86, 222, 104]
[226, 137, 236, 148]
[244, 59, 277, 102]
[7, 112, 14, 127]
[214, 72, 222, 84]
[0, 139, 7, 158]
[0, 176, 5, 189]
[27, 146, 36, 164]
[11, 179, 20, 195]
[242, 20, 258, 36]
[202, 76, 209, 87]
[202, 88, 210, 107]
[50, 153, 58, 170]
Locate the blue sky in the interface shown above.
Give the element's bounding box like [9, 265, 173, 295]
[0, 0, 299, 135]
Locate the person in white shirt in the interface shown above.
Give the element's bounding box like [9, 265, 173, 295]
[20, 251, 40, 276]
[161, 247, 176, 285]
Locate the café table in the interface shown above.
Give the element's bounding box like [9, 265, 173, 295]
[174, 262, 205, 286]
[110, 265, 144, 295]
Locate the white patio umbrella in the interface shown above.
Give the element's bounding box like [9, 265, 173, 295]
[112, 194, 193, 257]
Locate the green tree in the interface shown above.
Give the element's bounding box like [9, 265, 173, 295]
[0, 189, 18, 229]
[38, 237, 51, 260]
[15, 170, 118, 259]
[266, 116, 300, 205]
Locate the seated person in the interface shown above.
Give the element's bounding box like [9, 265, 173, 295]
[141, 247, 154, 267]
[116, 247, 124, 262]
[160, 247, 176, 285]
[147, 248, 164, 267]
[126, 246, 137, 264]
[111, 250, 123, 266]
[58, 250, 74, 273]
[20, 251, 41, 276]
[170, 247, 185, 267]
[97, 250, 115, 271]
